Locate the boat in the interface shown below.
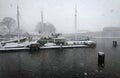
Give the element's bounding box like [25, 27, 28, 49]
[0, 5, 32, 51]
[37, 5, 96, 49]
[37, 33, 96, 49]
[1, 37, 27, 45]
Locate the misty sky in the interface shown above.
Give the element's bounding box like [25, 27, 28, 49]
[0, 0, 120, 33]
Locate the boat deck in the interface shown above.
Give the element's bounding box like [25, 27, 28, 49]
[0, 47, 30, 52]
[40, 45, 89, 49]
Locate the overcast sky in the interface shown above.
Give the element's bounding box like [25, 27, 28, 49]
[0, 0, 120, 33]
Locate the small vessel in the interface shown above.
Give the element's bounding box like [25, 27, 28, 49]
[37, 33, 96, 49]
[1, 37, 26, 45]
[0, 5, 31, 51]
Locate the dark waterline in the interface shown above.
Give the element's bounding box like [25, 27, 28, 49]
[0, 38, 120, 78]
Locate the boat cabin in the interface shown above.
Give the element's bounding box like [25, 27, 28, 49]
[52, 37, 66, 45]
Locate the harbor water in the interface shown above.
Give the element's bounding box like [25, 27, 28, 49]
[0, 38, 120, 78]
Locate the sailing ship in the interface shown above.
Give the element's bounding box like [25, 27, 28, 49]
[37, 5, 96, 49]
[0, 5, 30, 49]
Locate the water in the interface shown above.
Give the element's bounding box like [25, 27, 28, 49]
[0, 38, 120, 78]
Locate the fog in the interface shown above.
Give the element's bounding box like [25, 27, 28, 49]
[0, 0, 120, 33]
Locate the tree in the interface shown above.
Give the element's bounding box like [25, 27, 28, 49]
[2, 17, 16, 37]
[2, 17, 16, 32]
[0, 17, 25, 36]
[0, 22, 9, 36]
[36, 22, 56, 34]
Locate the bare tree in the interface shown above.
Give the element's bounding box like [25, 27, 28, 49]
[0, 22, 9, 36]
[2, 17, 16, 31]
[2, 17, 16, 37]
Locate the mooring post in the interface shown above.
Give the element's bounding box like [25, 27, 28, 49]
[60, 43, 62, 48]
[30, 44, 40, 51]
[113, 41, 117, 47]
[98, 52, 105, 67]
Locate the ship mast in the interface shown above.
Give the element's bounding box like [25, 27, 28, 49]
[75, 4, 77, 40]
[41, 9, 44, 33]
[17, 5, 20, 43]
[41, 9, 44, 24]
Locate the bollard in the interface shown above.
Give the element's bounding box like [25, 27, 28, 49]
[98, 52, 105, 67]
[113, 41, 117, 47]
[30, 44, 40, 51]
[60, 43, 63, 48]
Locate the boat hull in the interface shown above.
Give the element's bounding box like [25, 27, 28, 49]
[40, 45, 91, 49]
[0, 47, 29, 52]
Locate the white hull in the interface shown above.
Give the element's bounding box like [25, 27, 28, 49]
[0, 47, 29, 51]
[0, 40, 96, 51]
[40, 44, 89, 49]
[0, 44, 92, 52]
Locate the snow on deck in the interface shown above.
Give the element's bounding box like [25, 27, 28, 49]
[40, 45, 89, 49]
[0, 47, 30, 52]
